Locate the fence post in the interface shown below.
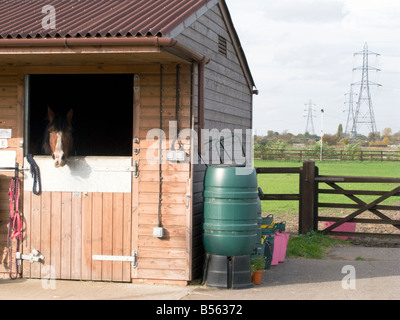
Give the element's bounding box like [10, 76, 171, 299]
[299, 160, 317, 234]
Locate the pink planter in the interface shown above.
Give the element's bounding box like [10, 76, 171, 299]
[278, 232, 290, 263]
[271, 232, 290, 265]
[271, 235, 279, 266]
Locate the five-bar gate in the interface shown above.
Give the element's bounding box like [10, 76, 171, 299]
[256, 161, 400, 238]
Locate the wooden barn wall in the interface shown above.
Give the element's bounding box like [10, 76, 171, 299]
[176, 3, 254, 278]
[0, 74, 24, 278]
[132, 64, 193, 282]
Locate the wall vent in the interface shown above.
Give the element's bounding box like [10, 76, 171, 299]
[218, 35, 227, 56]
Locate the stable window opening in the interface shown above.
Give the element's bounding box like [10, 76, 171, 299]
[27, 74, 133, 157]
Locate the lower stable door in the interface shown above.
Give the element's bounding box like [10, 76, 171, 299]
[23, 156, 133, 282]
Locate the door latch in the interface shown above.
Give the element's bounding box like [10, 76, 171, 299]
[16, 249, 44, 265]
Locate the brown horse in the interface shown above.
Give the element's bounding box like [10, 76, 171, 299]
[42, 107, 73, 167]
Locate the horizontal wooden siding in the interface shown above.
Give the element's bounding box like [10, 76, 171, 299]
[132, 64, 193, 281]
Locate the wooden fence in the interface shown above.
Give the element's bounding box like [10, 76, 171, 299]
[255, 148, 400, 162]
[256, 161, 400, 238]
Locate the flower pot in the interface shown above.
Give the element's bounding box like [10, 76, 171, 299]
[251, 270, 263, 285]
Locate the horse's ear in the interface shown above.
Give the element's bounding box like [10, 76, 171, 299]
[47, 107, 55, 122]
[66, 109, 73, 125]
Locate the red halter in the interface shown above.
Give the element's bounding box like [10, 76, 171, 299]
[7, 176, 22, 279]
[8, 177, 22, 241]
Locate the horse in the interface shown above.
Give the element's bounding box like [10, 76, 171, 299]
[42, 107, 73, 167]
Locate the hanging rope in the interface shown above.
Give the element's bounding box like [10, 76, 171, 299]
[26, 154, 41, 195]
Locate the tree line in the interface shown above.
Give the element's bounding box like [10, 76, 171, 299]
[255, 125, 400, 148]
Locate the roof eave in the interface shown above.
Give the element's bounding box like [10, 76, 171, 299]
[0, 36, 209, 64]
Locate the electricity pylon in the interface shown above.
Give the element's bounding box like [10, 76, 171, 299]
[344, 85, 357, 137]
[351, 42, 381, 138]
[304, 99, 316, 135]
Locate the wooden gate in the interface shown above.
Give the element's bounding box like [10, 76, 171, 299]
[299, 161, 400, 238]
[316, 175, 400, 238]
[257, 161, 400, 238]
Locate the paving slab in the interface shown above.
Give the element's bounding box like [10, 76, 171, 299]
[0, 278, 193, 300]
[184, 258, 400, 300]
[1, 247, 399, 301]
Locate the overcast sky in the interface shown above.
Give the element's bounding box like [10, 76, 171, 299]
[227, 0, 400, 136]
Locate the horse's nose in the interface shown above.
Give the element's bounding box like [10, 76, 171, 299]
[53, 152, 66, 167]
[55, 161, 66, 167]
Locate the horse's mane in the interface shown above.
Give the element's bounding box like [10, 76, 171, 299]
[42, 131, 52, 154]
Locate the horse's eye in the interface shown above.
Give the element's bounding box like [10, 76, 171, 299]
[52, 154, 55, 160]
[62, 155, 66, 160]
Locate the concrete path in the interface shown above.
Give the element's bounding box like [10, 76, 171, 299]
[1, 247, 399, 300]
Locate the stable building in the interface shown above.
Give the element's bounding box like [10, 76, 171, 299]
[0, 0, 256, 284]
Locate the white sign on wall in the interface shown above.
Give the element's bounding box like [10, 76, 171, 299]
[0, 139, 8, 148]
[0, 150, 16, 169]
[0, 129, 12, 139]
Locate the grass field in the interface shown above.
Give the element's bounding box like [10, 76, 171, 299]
[254, 160, 400, 215]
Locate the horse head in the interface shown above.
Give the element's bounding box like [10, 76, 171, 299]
[44, 107, 73, 167]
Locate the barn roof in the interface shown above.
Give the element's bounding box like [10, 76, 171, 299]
[0, 0, 212, 39]
[0, 0, 256, 91]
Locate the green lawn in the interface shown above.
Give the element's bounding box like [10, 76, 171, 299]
[254, 160, 400, 215]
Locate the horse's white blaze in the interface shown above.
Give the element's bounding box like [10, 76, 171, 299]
[53, 132, 65, 167]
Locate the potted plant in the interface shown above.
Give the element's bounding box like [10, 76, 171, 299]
[250, 255, 266, 285]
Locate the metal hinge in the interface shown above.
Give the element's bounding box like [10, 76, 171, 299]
[92, 250, 137, 268]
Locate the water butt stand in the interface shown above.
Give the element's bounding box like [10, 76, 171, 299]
[202, 254, 253, 289]
[202, 166, 258, 289]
